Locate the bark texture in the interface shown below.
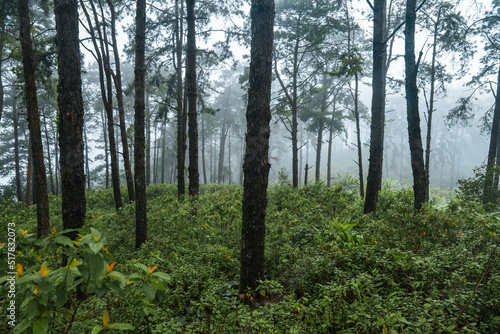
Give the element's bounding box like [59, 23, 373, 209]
[240, 0, 275, 295]
[405, 0, 426, 210]
[186, 0, 199, 197]
[55, 0, 86, 240]
[134, 0, 147, 249]
[18, 0, 50, 238]
[364, 0, 387, 214]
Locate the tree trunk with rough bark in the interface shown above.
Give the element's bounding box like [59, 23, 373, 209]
[405, 0, 426, 211]
[364, 0, 387, 214]
[55, 0, 86, 241]
[186, 0, 199, 197]
[134, 0, 147, 249]
[240, 0, 274, 297]
[19, 0, 50, 238]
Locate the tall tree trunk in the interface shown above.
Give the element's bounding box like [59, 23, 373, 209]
[354, 72, 364, 198]
[19, 0, 50, 238]
[80, 0, 122, 209]
[84, 125, 91, 188]
[26, 137, 31, 207]
[364, 0, 387, 214]
[315, 74, 330, 183]
[146, 95, 151, 186]
[161, 120, 166, 183]
[52, 123, 59, 195]
[55, 0, 86, 242]
[218, 122, 228, 183]
[13, 92, 22, 202]
[134, 0, 147, 249]
[405, 0, 426, 211]
[290, 35, 300, 188]
[201, 111, 207, 184]
[175, 0, 186, 198]
[44, 115, 55, 194]
[186, 0, 199, 197]
[240, 0, 274, 297]
[483, 65, 500, 205]
[327, 123, 333, 188]
[424, 9, 441, 202]
[108, 0, 135, 202]
[102, 108, 109, 187]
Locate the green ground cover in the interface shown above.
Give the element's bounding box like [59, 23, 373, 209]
[1, 180, 499, 333]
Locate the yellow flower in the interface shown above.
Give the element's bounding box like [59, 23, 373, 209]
[297, 306, 300, 313]
[148, 265, 157, 274]
[107, 261, 116, 273]
[93, 234, 101, 242]
[33, 287, 38, 295]
[126, 280, 132, 285]
[40, 262, 50, 277]
[52, 226, 57, 235]
[67, 258, 79, 269]
[21, 230, 28, 236]
[17, 263, 24, 276]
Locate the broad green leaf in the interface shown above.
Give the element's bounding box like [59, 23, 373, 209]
[142, 281, 156, 302]
[87, 253, 106, 278]
[133, 263, 149, 275]
[151, 272, 170, 281]
[54, 235, 75, 248]
[89, 241, 104, 254]
[33, 318, 49, 334]
[91, 325, 104, 334]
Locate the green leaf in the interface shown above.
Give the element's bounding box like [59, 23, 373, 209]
[33, 318, 49, 334]
[12, 318, 31, 334]
[151, 272, 170, 281]
[142, 281, 156, 302]
[91, 325, 104, 334]
[26, 299, 37, 320]
[108, 271, 127, 286]
[133, 263, 149, 275]
[16, 274, 39, 285]
[87, 253, 106, 278]
[107, 323, 134, 330]
[89, 241, 104, 254]
[54, 235, 75, 248]
[341, 223, 357, 231]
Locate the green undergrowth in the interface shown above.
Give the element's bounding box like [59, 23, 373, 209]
[1, 181, 499, 333]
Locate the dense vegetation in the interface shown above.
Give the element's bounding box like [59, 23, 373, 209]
[1, 177, 499, 333]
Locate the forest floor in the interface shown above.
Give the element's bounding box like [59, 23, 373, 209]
[1, 180, 499, 333]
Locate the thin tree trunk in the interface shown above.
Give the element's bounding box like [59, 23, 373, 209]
[13, 91, 22, 202]
[84, 125, 91, 188]
[134, 0, 147, 249]
[55, 0, 86, 242]
[26, 136, 32, 207]
[19, 0, 50, 237]
[354, 73, 364, 197]
[364, 0, 387, 214]
[146, 93, 151, 185]
[161, 120, 166, 183]
[405, 0, 426, 211]
[44, 115, 55, 194]
[424, 9, 441, 202]
[80, 0, 122, 208]
[175, 0, 186, 198]
[240, 0, 274, 296]
[101, 108, 109, 187]
[186, 0, 199, 197]
[52, 123, 59, 195]
[108, 0, 135, 202]
[201, 112, 207, 184]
